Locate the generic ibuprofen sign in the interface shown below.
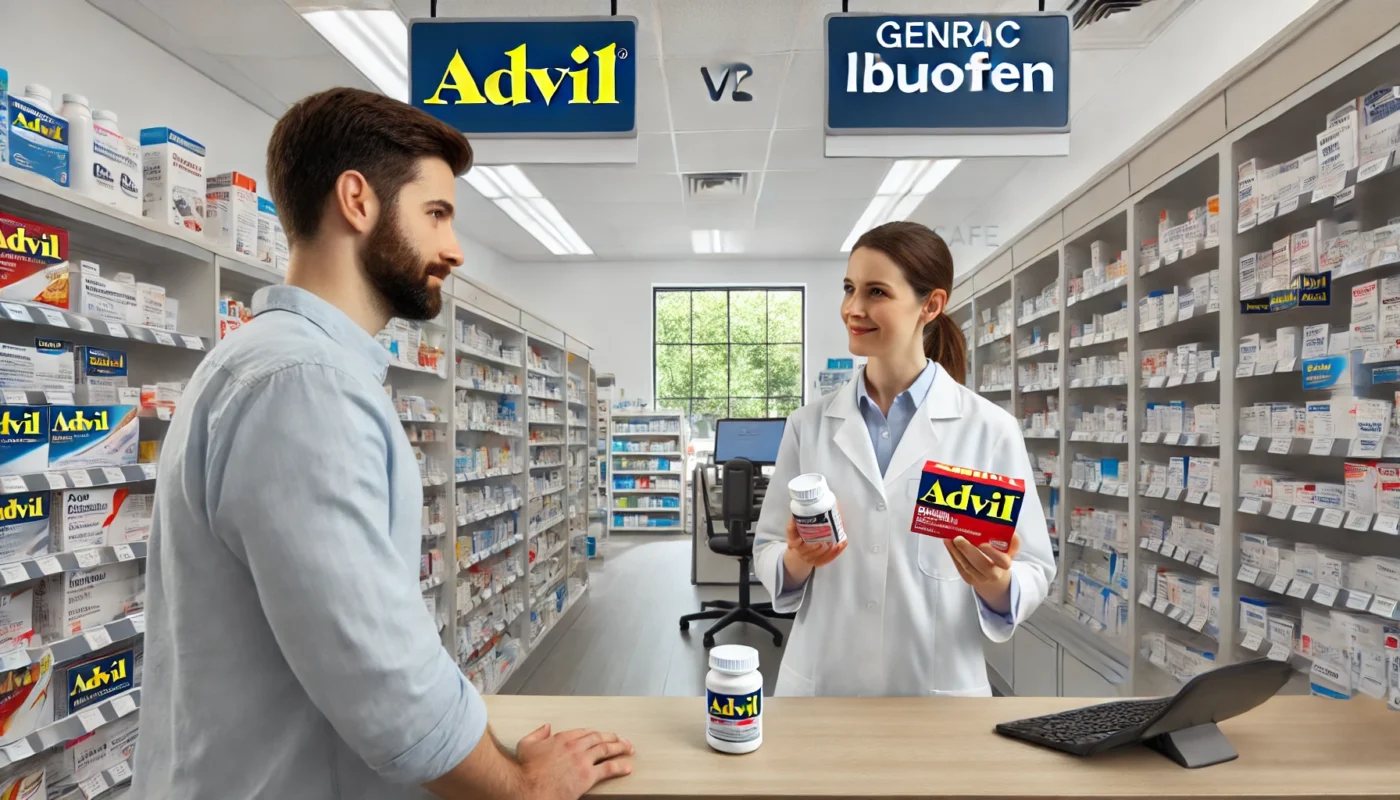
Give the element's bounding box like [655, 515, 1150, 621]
[825, 13, 1071, 135]
[410, 17, 638, 137]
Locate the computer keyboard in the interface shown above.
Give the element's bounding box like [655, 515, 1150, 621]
[995, 697, 1172, 749]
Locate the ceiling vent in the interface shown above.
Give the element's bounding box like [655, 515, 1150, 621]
[685, 172, 749, 200]
[1066, 0, 1158, 29]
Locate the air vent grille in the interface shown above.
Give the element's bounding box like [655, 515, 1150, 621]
[1066, 0, 1156, 30]
[685, 172, 749, 200]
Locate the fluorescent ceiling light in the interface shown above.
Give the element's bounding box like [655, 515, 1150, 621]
[303, 9, 408, 101]
[840, 159, 961, 252]
[462, 166, 593, 256]
[691, 229, 743, 255]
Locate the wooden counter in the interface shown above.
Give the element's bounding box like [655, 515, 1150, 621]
[484, 695, 1400, 799]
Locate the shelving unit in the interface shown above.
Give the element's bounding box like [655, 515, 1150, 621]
[608, 410, 687, 535]
[973, 280, 1013, 408]
[948, 24, 1400, 704]
[1013, 252, 1063, 577]
[592, 374, 614, 559]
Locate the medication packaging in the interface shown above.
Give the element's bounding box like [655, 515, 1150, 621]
[0, 492, 50, 566]
[910, 461, 1024, 552]
[52, 642, 140, 718]
[0, 69, 7, 167]
[706, 644, 762, 754]
[59, 94, 95, 199]
[0, 406, 48, 476]
[257, 196, 279, 266]
[0, 342, 73, 392]
[32, 560, 143, 639]
[7, 87, 68, 187]
[788, 473, 846, 546]
[72, 270, 138, 326]
[47, 405, 139, 470]
[0, 213, 70, 308]
[0, 587, 36, 657]
[42, 714, 138, 798]
[0, 760, 43, 800]
[92, 110, 142, 217]
[53, 488, 153, 550]
[141, 127, 206, 232]
[206, 171, 258, 257]
[0, 651, 53, 747]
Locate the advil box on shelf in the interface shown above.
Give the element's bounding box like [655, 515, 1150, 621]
[33, 562, 142, 641]
[0, 407, 48, 477]
[0, 650, 53, 747]
[53, 487, 152, 550]
[0, 213, 70, 308]
[0, 492, 51, 566]
[53, 642, 139, 718]
[42, 714, 138, 799]
[0, 587, 36, 658]
[47, 405, 138, 470]
[909, 461, 1025, 552]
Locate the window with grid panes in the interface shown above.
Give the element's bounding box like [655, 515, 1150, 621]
[653, 288, 804, 431]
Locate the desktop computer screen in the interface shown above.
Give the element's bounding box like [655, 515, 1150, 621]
[714, 418, 786, 465]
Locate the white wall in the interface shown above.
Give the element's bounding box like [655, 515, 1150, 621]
[467, 259, 851, 403]
[945, 0, 1321, 273]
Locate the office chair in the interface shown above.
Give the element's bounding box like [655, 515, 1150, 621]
[679, 458, 792, 648]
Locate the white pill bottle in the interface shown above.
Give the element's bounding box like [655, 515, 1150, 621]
[789, 473, 846, 546]
[705, 644, 763, 754]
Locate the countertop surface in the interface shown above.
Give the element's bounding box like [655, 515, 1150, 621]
[483, 695, 1400, 798]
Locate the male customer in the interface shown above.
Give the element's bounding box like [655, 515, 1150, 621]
[132, 88, 632, 799]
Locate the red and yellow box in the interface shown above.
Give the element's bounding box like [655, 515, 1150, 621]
[909, 461, 1025, 551]
[0, 213, 69, 308]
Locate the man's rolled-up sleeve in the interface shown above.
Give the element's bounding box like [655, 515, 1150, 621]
[208, 364, 485, 785]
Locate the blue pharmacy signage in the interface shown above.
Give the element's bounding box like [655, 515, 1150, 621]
[409, 17, 637, 137]
[825, 13, 1071, 134]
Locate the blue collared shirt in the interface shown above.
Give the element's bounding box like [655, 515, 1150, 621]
[133, 286, 484, 800]
[778, 361, 1018, 622]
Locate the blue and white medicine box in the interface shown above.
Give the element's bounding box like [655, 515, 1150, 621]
[0, 491, 50, 565]
[47, 405, 138, 470]
[6, 95, 68, 187]
[0, 406, 48, 476]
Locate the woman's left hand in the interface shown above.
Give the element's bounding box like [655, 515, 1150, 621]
[945, 534, 1021, 614]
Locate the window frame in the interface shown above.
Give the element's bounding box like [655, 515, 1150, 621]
[651, 286, 806, 420]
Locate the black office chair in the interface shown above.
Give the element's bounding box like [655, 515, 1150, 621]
[679, 458, 792, 648]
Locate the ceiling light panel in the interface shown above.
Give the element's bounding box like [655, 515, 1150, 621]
[690, 229, 743, 255]
[463, 166, 593, 257]
[840, 159, 962, 252]
[303, 10, 408, 101]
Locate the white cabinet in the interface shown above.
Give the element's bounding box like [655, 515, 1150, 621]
[1060, 650, 1119, 698]
[984, 637, 1014, 691]
[1011, 626, 1059, 697]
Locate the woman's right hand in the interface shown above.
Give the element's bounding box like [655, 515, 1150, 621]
[784, 517, 846, 568]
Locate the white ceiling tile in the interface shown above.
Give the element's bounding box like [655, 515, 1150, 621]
[222, 54, 375, 106]
[527, 165, 683, 204]
[655, 0, 804, 58]
[757, 164, 885, 203]
[663, 55, 787, 133]
[763, 128, 836, 171]
[454, 188, 553, 260]
[774, 51, 825, 130]
[138, 0, 329, 58]
[673, 130, 771, 173]
[636, 132, 680, 172]
[636, 58, 673, 134]
[684, 201, 757, 230]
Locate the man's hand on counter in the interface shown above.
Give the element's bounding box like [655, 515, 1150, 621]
[519, 723, 635, 799]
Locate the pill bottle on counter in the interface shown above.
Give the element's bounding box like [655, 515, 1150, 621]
[705, 644, 763, 754]
[789, 473, 846, 545]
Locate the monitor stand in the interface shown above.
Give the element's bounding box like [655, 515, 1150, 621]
[1145, 723, 1238, 768]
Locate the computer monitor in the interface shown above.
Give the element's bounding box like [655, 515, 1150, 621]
[714, 418, 786, 466]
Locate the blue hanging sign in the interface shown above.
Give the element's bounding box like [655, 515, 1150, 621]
[409, 17, 637, 137]
[825, 13, 1071, 134]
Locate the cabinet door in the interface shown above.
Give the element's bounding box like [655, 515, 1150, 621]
[985, 636, 1014, 691]
[1060, 650, 1119, 698]
[1011, 626, 1059, 697]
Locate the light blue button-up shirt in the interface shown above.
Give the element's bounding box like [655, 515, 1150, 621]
[779, 361, 1018, 622]
[133, 286, 485, 800]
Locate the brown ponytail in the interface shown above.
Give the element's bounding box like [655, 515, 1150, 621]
[851, 221, 967, 385]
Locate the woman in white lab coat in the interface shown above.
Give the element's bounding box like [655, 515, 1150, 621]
[753, 221, 1056, 698]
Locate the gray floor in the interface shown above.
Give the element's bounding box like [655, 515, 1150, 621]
[515, 535, 790, 697]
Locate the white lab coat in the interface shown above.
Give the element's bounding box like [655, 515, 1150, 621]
[754, 366, 1056, 697]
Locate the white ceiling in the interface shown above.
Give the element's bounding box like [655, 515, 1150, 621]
[88, 0, 1194, 262]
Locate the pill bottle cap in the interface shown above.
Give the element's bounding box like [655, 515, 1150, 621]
[94, 110, 119, 124]
[23, 84, 51, 102]
[709, 644, 759, 674]
[788, 473, 829, 502]
[61, 94, 89, 107]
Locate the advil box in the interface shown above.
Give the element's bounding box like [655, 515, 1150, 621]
[0, 650, 52, 747]
[47, 405, 138, 470]
[0, 214, 69, 308]
[53, 642, 139, 718]
[910, 461, 1025, 551]
[0, 758, 44, 800]
[0, 407, 48, 477]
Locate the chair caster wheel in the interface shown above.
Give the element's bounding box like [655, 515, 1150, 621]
[702, 634, 715, 648]
[773, 634, 784, 647]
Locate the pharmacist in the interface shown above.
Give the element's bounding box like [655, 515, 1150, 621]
[754, 221, 1056, 698]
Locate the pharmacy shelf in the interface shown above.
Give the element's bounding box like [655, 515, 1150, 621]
[455, 381, 522, 396]
[422, 522, 448, 540]
[612, 469, 683, 476]
[0, 542, 148, 590]
[1016, 342, 1059, 359]
[1140, 369, 1220, 388]
[1137, 241, 1217, 277]
[457, 345, 523, 371]
[0, 612, 145, 673]
[1234, 435, 1359, 458]
[0, 298, 211, 350]
[457, 499, 524, 527]
[527, 365, 561, 378]
[457, 422, 525, 437]
[611, 451, 683, 457]
[529, 461, 566, 471]
[1138, 537, 1220, 576]
[527, 392, 564, 402]
[610, 430, 682, 438]
[1065, 275, 1127, 305]
[1135, 590, 1217, 641]
[610, 525, 684, 532]
[0, 688, 141, 769]
[458, 533, 525, 569]
[0, 462, 157, 496]
[532, 484, 565, 499]
[1017, 305, 1060, 326]
[389, 360, 446, 378]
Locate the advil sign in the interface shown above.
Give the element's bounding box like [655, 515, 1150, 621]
[410, 18, 638, 137]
